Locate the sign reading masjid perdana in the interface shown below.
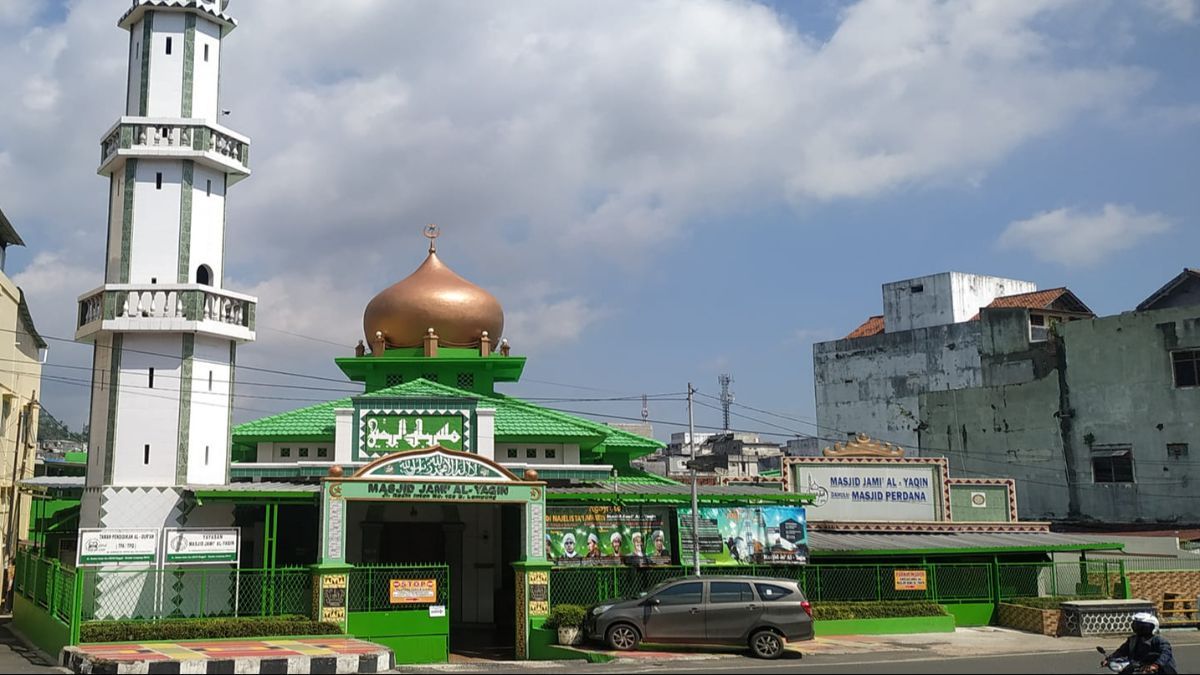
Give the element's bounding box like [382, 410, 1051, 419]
[353, 398, 476, 461]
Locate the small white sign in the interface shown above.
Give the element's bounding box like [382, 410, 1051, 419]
[429, 605, 447, 618]
[77, 528, 160, 566]
[163, 528, 240, 564]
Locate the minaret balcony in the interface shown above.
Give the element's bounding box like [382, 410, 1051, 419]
[99, 117, 250, 183]
[77, 283, 256, 343]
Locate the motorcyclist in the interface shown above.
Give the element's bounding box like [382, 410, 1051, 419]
[1102, 613, 1178, 674]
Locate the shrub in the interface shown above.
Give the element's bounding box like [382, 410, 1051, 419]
[812, 601, 947, 621]
[81, 616, 342, 643]
[1004, 597, 1077, 610]
[544, 604, 587, 629]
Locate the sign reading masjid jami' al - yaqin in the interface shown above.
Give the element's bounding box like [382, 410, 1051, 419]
[164, 528, 240, 564]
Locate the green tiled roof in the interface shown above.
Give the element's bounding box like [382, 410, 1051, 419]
[233, 378, 664, 456]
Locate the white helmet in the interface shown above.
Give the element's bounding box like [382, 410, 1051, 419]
[1132, 612, 1159, 638]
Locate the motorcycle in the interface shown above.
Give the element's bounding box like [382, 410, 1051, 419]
[1097, 646, 1160, 674]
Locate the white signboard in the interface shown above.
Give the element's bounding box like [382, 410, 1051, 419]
[77, 528, 160, 566]
[791, 464, 941, 522]
[164, 528, 240, 564]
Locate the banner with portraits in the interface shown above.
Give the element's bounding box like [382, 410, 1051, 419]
[545, 506, 672, 566]
[677, 506, 808, 565]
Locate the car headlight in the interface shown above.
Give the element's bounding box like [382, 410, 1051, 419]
[592, 604, 614, 616]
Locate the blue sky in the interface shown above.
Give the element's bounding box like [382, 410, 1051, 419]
[2, 0, 1197, 444]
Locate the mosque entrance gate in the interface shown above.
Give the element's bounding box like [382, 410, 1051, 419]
[316, 447, 547, 663]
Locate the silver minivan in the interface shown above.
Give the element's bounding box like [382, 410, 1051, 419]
[583, 576, 814, 659]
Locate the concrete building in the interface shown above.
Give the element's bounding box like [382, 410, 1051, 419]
[922, 270, 1200, 524]
[784, 436, 821, 457]
[814, 272, 1092, 453]
[1, 206, 44, 589]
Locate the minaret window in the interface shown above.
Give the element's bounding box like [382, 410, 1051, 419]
[208, 370, 214, 391]
[206, 179, 212, 196]
[166, 37, 172, 55]
[144, 444, 151, 465]
[148, 367, 155, 388]
[196, 264, 213, 286]
[203, 44, 210, 62]
[205, 446, 210, 465]
[156, 172, 163, 189]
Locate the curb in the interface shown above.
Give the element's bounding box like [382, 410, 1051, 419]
[60, 647, 393, 674]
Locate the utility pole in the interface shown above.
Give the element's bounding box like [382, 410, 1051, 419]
[688, 383, 700, 576]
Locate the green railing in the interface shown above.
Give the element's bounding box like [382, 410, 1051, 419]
[13, 548, 78, 625]
[349, 564, 450, 612]
[77, 566, 312, 621]
[549, 561, 1125, 608]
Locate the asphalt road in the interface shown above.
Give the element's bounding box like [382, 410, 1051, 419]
[579, 643, 1200, 674]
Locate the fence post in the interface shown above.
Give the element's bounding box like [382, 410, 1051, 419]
[48, 562, 60, 617]
[875, 565, 882, 602]
[990, 556, 1001, 607]
[813, 565, 822, 603]
[199, 569, 207, 617]
[927, 562, 938, 603]
[70, 568, 84, 645]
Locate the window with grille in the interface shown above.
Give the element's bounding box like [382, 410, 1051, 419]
[299, 448, 309, 458]
[546, 448, 556, 459]
[1168, 443, 1189, 459]
[385, 374, 403, 387]
[422, 373, 438, 383]
[280, 447, 291, 458]
[318, 447, 329, 458]
[1092, 447, 1134, 483]
[507, 448, 518, 459]
[526, 448, 537, 458]
[457, 373, 474, 389]
[1173, 350, 1199, 388]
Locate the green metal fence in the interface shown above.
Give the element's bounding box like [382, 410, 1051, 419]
[77, 567, 312, 621]
[13, 548, 78, 625]
[548, 560, 1125, 608]
[348, 564, 450, 612]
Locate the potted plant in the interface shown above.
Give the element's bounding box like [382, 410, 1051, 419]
[546, 605, 587, 646]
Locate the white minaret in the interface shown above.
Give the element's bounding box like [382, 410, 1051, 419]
[77, 0, 254, 508]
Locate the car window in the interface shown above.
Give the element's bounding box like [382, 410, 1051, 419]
[754, 583, 795, 602]
[709, 581, 754, 604]
[653, 582, 703, 606]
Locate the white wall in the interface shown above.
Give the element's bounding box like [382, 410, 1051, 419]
[476, 408, 495, 461]
[883, 272, 1036, 332]
[186, 336, 231, 484]
[125, 19, 144, 116]
[112, 333, 183, 486]
[85, 337, 114, 488]
[130, 160, 182, 283]
[106, 174, 126, 283]
[948, 273, 1037, 324]
[192, 19, 223, 123]
[189, 164, 226, 284]
[497, 443, 579, 464]
[146, 12, 185, 118]
[883, 273, 954, 332]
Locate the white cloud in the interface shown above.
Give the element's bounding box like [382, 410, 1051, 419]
[0, 0, 1178, 424]
[1142, 0, 1198, 23]
[998, 204, 1173, 267]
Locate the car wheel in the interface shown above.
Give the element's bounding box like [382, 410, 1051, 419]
[606, 623, 641, 651]
[750, 629, 785, 659]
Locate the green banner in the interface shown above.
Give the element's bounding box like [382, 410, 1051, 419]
[678, 506, 808, 565]
[546, 506, 671, 566]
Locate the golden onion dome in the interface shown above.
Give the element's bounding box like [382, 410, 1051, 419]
[363, 228, 504, 350]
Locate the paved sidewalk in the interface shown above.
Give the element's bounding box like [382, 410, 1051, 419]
[63, 636, 391, 674]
